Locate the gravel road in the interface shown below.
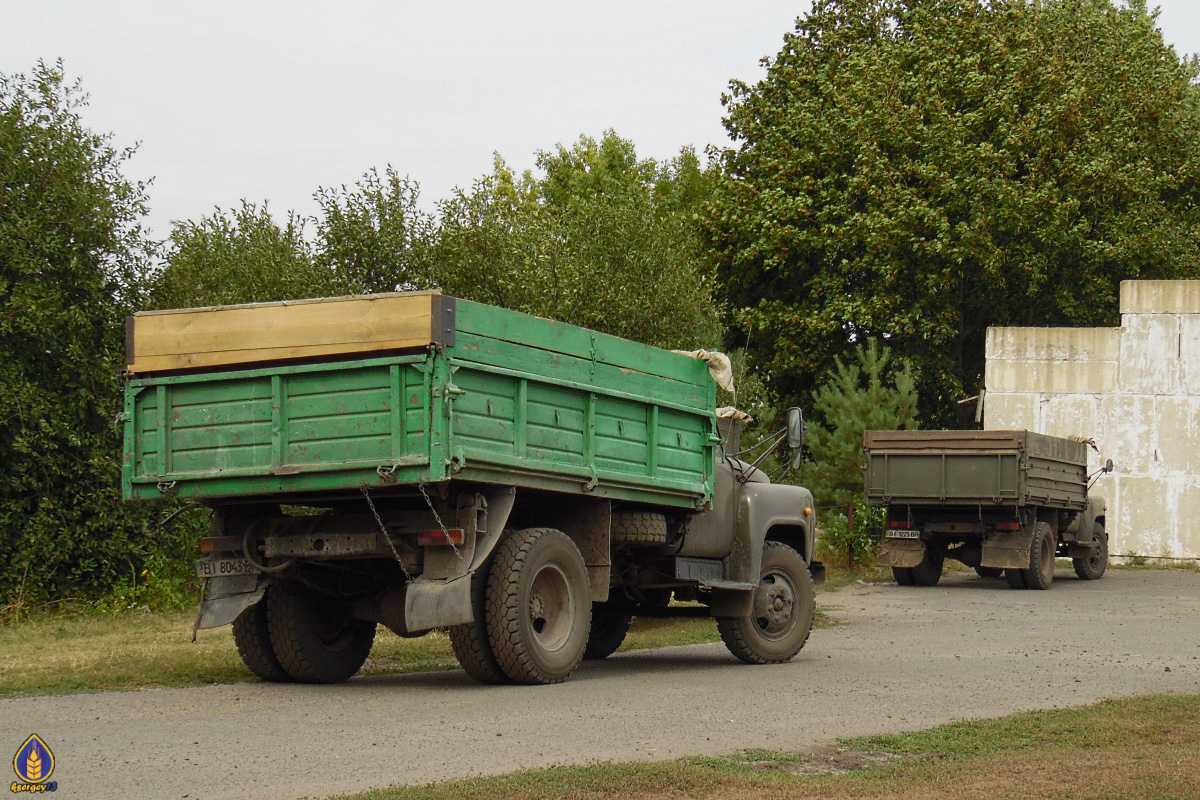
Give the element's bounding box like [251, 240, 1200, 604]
[3, 568, 1197, 800]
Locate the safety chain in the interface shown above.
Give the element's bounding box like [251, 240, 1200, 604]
[360, 483, 413, 583]
[418, 482, 462, 558]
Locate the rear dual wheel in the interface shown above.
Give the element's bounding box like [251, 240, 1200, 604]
[485, 528, 592, 685]
[1006, 522, 1056, 590]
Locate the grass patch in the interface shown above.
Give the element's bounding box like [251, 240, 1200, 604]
[330, 694, 1200, 800]
[0, 605, 833, 696]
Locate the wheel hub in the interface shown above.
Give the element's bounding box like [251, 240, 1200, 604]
[753, 571, 797, 638]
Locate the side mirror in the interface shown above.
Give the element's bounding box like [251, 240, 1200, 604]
[1104, 458, 1114, 474]
[786, 407, 804, 470]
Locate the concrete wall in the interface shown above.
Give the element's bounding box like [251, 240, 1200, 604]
[984, 280, 1200, 560]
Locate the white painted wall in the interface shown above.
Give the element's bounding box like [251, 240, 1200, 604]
[984, 280, 1200, 560]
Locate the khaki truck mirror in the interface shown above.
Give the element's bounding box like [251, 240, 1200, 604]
[786, 407, 804, 470]
[1105, 458, 1114, 473]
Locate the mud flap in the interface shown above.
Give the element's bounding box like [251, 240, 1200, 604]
[404, 573, 473, 631]
[194, 574, 264, 633]
[1068, 542, 1096, 559]
[981, 529, 1035, 570]
[877, 538, 925, 568]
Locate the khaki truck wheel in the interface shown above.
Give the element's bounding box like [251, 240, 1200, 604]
[267, 580, 376, 683]
[718, 542, 815, 665]
[1024, 522, 1056, 590]
[583, 602, 634, 660]
[911, 545, 944, 587]
[1004, 568, 1027, 589]
[448, 554, 511, 685]
[232, 587, 293, 683]
[486, 528, 591, 684]
[975, 566, 1004, 579]
[1073, 523, 1108, 581]
[892, 567, 916, 586]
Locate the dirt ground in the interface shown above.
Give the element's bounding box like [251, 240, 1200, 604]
[2, 568, 1196, 800]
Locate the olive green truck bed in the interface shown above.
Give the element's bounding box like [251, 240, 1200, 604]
[864, 430, 1109, 590]
[122, 292, 820, 686]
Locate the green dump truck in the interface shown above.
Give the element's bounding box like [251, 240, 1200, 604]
[122, 292, 822, 685]
[864, 430, 1110, 590]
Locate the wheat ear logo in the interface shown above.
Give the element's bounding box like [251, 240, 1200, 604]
[11, 734, 55, 792]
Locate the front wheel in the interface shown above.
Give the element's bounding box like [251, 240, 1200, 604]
[486, 528, 592, 684]
[267, 580, 376, 683]
[1073, 523, 1108, 580]
[718, 542, 815, 665]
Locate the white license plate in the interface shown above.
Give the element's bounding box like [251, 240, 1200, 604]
[196, 557, 256, 578]
[885, 530, 921, 540]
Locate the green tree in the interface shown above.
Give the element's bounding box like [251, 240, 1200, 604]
[708, 0, 1200, 424]
[431, 132, 723, 350]
[152, 200, 331, 309]
[0, 62, 156, 608]
[314, 166, 433, 295]
[804, 341, 918, 562]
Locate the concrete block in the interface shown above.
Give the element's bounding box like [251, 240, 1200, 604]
[1112, 475, 1170, 558]
[986, 326, 1119, 362]
[981, 392, 1037, 431]
[1155, 396, 1200, 477]
[1178, 315, 1200, 394]
[1040, 394, 1098, 443]
[1168, 479, 1200, 559]
[1120, 279, 1200, 314]
[985, 359, 1116, 394]
[1095, 394, 1158, 475]
[1118, 314, 1179, 394]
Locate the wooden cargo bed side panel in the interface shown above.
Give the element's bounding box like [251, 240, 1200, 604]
[863, 429, 1029, 452]
[127, 292, 440, 373]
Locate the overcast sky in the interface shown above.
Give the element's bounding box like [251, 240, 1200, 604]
[4, 1, 1198, 240]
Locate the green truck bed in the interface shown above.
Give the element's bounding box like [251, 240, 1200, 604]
[863, 430, 1088, 510]
[123, 295, 717, 507]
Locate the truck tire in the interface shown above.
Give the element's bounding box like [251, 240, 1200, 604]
[267, 580, 376, 684]
[892, 567, 916, 586]
[717, 542, 815, 665]
[1023, 522, 1056, 590]
[486, 528, 592, 684]
[1073, 523, 1108, 581]
[611, 511, 668, 546]
[448, 556, 511, 685]
[583, 602, 634, 660]
[911, 545, 944, 587]
[975, 566, 1004, 579]
[1004, 568, 1028, 589]
[231, 588, 293, 682]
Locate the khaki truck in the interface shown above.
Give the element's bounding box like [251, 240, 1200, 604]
[864, 430, 1110, 589]
[122, 292, 823, 685]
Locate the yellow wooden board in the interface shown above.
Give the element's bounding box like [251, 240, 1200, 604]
[127, 291, 447, 373]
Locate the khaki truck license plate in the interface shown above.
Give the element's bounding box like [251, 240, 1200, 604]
[885, 530, 921, 539]
[196, 557, 256, 578]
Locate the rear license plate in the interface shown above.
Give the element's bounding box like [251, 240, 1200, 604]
[885, 530, 921, 540]
[196, 557, 256, 578]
